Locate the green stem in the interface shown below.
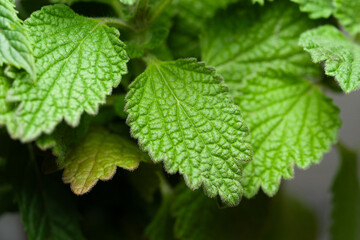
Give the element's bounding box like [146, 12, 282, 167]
[111, 0, 124, 18]
[95, 17, 133, 30]
[149, 0, 172, 24]
[157, 172, 173, 198]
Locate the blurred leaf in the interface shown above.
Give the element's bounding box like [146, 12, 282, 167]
[330, 144, 360, 240]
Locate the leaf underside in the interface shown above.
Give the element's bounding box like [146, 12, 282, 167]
[62, 127, 142, 195]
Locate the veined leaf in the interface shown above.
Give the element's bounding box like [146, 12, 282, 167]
[299, 25, 360, 93]
[235, 70, 341, 197]
[0, 70, 16, 134]
[0, 0, 35, 78]
[126, 58, 252, 205]
[330, 144, 360, 240]
[290, 0, 333, 19]
[201, 0, 320, 93]
[62, 127, 142, 195]
[334, 0, 360, 35]
[7, 4, 128, 142]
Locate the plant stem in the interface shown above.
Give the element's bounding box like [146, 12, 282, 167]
[111, 0, 124, 18]
[149, 0, 172, 24]
[95, 17, 133, 30]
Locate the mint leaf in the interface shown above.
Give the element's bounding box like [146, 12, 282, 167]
[334, 0, 360, 35]
[299, 25, 360, 93]
[290, 0, 333, 18]
[235, 70, 341, 197]
[0, 0, 35, 78]
[126, 58, 252, 205]
[201, 0, 320, 93]
[0, 70, 17, 135]
[7, 4, 128, 142]
[62, 126, 141, 194]
[120, 0, 136, 5]
[16, 165, 85, 240]
[330, 144, 360, 240]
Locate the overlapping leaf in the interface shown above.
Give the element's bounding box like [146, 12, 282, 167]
[0, 0, 35, 78]
[201, 0, 320, 93]
[299, 25, 360, 93]
[235, 70, 341, 197]
[290, 0, 333, 18]
[0, 70, 16, 134]
[126, 58, 252, 205]
[334, 0, 360, 35]
[7, 4, 128, 142]
[62, 127, 142, 194]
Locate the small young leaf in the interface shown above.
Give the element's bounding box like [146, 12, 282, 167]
[290, 0, 333, 19]
[334, 0, 360, 35]
[330, 145, 360, 240]
[299, 25, 360, 93]
[0, 0, 35, 78]
[126, 58, 252, 205]
[7, 4, 128, 142]
[62, 127, 142, 195]
[235, 70, 341, 197]
[201, 0, 320, 93]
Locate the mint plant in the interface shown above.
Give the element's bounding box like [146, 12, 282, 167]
[0, 0, 359, 239]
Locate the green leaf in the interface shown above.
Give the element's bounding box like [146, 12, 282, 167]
[330, 144, 360, 240]
[290, 0, 333, 18]
[16, 165, 85, 240]
[7, 4, 128, 142]
[0, 0, 35, 78]
[201, 0, 320, 93]
[173, 0, 238, 32]
[172, 185, 217, 240]
[62, 126, 141, 195]
[0, 70, 17, 134]
[235, 70, 341, 197]
[126, 58, 252, 205]
[299, 25, 360, 93]
[120, 0, 136, 5]
[252, 0, 274, 5]
[334, 0, 360, 35]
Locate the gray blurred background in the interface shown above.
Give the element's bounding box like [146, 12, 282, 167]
[0, 91, 359, 240]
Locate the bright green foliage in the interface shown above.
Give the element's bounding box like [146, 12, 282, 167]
[62, 127, 141, 194]
[201, 0, 319, 93]
[334, 0, 360, 35]
[0, 70, 15, 134]
[16, 165, 85, 240]
[235, 70, 341, 197]
[7, 4, 128, 142]
[330, 145, 360, 240]
[0, 0, 35, 78]
[172, 185, 216, 240]
[300, 25, 360, 93]
[290, 0, 334, 18]
[120, 0, 136, 4]
[126, 58, 252, 205]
